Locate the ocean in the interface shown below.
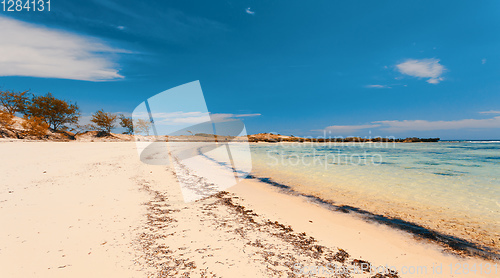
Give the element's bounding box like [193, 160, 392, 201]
[223, 141, 500, 256]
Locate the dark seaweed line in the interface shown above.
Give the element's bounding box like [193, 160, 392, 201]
[197, 148, 500, 262]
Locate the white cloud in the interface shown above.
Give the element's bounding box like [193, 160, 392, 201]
[150, 111, 210, 125]
[131, 111, 259, 136]
[77, 115, 93, 126]
[374, 116, 500, 132]
[318, 115, 500, 133]
[324, 124, 381, 130]
[426, 78, 441, 84]
[0, 16, 126, 81]
[214, 113, 261, 118]
[245, 7, 255, 15]
[133, 111, 260, 125]
[479, 110, 500, 114]
[482, 58, 487, 64]
[210, 113, 260, 123]
[396, 58, 445, 84]
[319, 124, 381, 134]
[365, 85, 391, 89]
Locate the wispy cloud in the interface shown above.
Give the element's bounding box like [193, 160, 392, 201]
[318, 115, 500, 133]
[318, 124, 381, 134]
[245, 7, 255, 15]
[145, 111, 210, 125]
[396, 58, 446, 84]
[0, 16, 126, 81]
[479, 110, 500, 114]
[97, 2, 228, 44]
[374, 117, 500, 132]
[211, 113, 261, 122]
[365, 85, 391, 89]
[133, 111, 260, 125]
[482, 58, 487, 64]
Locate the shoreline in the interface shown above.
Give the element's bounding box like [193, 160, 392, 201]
[204, 142, 500, 260]
[227, 180, 500, 276]
[162, 148, 499, 277]
[247, 141, 500, 257]
[239, 173, 500, 261]
[1, 141, 498, 277]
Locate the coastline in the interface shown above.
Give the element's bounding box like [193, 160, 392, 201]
[239, 172, 500, 261]
[246, 141, 500, 257]
[0, 141, 498, 277]
[228, 178, 499, 276]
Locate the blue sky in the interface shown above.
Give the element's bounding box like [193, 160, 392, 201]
[1, 0, 499, 139]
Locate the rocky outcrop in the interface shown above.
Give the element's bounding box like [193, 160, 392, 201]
[247, 133, 440, 143]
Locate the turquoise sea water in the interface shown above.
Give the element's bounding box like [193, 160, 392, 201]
[243, 141, 500, 252]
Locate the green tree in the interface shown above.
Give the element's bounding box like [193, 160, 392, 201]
[119, 114, 134, 134]
[90, 110, 117, 133]
[25, 93, 80, 131]
[0, 90, 30, 115]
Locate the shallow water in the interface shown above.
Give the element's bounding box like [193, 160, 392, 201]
[219, 141, 500, 252]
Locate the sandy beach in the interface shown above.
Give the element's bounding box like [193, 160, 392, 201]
[0, 141, 498, 277]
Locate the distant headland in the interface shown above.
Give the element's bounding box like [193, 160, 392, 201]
[246, 133, 440, 143]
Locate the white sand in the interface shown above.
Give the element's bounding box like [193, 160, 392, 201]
[0, 142, 152, 278]
[0, 141, 497, 277]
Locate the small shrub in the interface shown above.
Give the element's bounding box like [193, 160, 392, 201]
[21, 115, 49, 139]
[0, 109, 14, 130]
[119, 114, 134, 134]
[0, 90, 30, 114]
[25, 92, 80, 131]
[134, 119, 151, 136]
[90, 110, 117, 133]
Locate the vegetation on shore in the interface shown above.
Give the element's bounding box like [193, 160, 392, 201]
[1, 88, 438, 142]
[0, 89, 135, 140]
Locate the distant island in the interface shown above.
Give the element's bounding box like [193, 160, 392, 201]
[246, 133, 440, 143]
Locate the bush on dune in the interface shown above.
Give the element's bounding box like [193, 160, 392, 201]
[1, 90, 80, 139]
[119, 114, 134, 135]
[0, 109, 14, 130]
[21, 115, 49, 139]
[0, 90, 30, 115]
[24, 93, 80, 131]
[90, 110, 117, 134]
